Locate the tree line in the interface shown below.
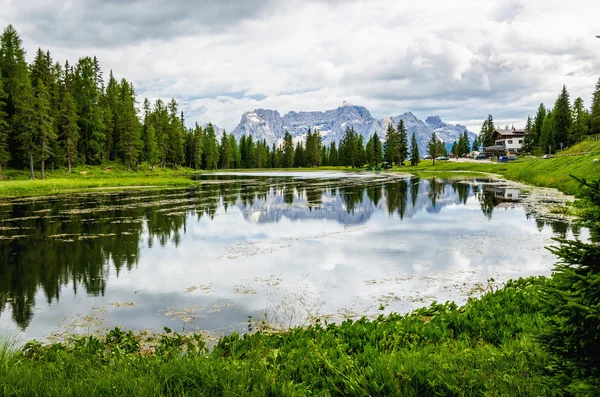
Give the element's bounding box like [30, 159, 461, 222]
[476, 82, 600, 154]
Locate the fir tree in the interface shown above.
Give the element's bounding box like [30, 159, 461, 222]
[539, 176, 600, 394]
[118, 80, 141, 170]
[540, 110, 555, 154]
[283, 131, 294, 168]
[553, 85, 572, 150]
[590, 77, 600, 135]
[57, 80, 79, 173]
[372, 132, 382, 165]
[384, 123, 399, 165]
[479, 114, 495, 147]
[145, 124, 158, 171]
[533, 103, 547, 147]
[219, 131, 230, 169]
[522, 116, 535, 154]
[397, 120, 408, 165]
[570, 97, 588, 144]
[410, 132, 420, 166]
[0, 78, 9, 178]
[202, 123, 218, 170]
[365, 136, 375, 166]
[427, 132, 441, 166]
[471, 136, 479, 152]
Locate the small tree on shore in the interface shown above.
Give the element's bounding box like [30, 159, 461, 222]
[427, 132, 441, 166]
[410, 132, 420, 166]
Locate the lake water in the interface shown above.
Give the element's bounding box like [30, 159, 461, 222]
[0, 172, 580, 341]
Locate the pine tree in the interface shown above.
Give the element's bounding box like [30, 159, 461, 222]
[590, 77, 600, 135]
[365, 136, 375, 166]
[57, 80, 78, 173]
[0, 24, 29, 169]
[0, 78, 9, 178]
[229, 133, 239, 168]
[397, 120, 408, 165]
[461, 130, 470, 155]
[294, 141, 304, 167]
[372, 132, 382, 165]
[570, 97, 588, 144]
[553, 85, 572, 150]
[539, 176, 600, 393]
[283, 131, 294, 168]
[540, 110, 555, 154]
[202, 123, 218, 170]
[410, 132, 420, 166]
[329, 142, 339, 166]
[384, 123, 399, 165]
[533, 103, 547, 147]
[522, 116, 535, 154]
[479, 114, 495, 147]
[451, 141, 458, 157]
[471, 137, 479, 152]
[118, 80, 141, 170]
[192, 123, 203, 170]
[15, 76, 37, 179]
[219, 131, 230, 169]
[427, 132, 441, 166]
[73, 57, 105, 164]
[145, 124, 158, 171]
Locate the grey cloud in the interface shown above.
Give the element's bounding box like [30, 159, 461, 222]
[7, 0, 274, 48]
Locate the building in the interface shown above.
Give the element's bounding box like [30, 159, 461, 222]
[491, 127, 526, 153]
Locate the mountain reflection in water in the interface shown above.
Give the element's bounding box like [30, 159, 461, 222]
[0, 174, 578, 337]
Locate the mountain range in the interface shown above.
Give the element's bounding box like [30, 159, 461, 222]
[230, 102, 477, 154]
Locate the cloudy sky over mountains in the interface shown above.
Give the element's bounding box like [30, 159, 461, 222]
[2, 0, 599, 132]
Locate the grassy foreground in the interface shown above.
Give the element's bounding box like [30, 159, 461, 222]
[0, 278, 554, 396]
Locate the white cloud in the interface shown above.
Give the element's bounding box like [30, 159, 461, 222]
[2, 0, 599, 133]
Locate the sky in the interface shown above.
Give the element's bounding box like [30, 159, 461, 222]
[2, 0, 600, 133]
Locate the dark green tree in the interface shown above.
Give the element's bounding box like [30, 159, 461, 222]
[553, 85, 572, 150]
[590, 77, 600, 135]
[427, 132, 441, 165]
[283, 131, 294, 168]
[397, 120, 408, 165]
[410, 132, 420, 166]
[522, 116, 535, 154]
[219, 131, 230, 169]
[539, 176, 600, 394]
[570, 97, 588, 144]
[479, 114, 495, 147]
[533, 103, 547, 148]
[58, 79, 79, 173]
[384, 123, 399, 165]
[365, 136, 375, 166]
[0, 78, 9, 178]
[372, 132, 382, 165]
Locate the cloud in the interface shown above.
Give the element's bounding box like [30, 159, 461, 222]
[1, 0, 599, 133]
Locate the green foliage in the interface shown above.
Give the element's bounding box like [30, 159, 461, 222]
[410, 132, 420, 166]
[0, 278, 554, 396]
[427, 132, 441, 165]
[538, 177, 600, 395]
[479, 114, 495, 147]
[553, 85, 572, 150]
[591, 77, 600, 135]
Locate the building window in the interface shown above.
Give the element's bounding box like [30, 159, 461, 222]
[508, 140, 513, 144]
[519, 140, 523, 143]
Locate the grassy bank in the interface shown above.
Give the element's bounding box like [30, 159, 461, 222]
[0, 164, 199, 198]
[0, 278, 553, 396]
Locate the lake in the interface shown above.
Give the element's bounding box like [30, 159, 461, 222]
[0, 172, 581, 341]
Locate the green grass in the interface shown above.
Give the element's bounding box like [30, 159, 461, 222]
[0, 277, 555, 396]
[0, 164, 200, 198]
[406, 153, 599, 196]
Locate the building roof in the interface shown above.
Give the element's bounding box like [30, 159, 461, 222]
[494, 128, 526, 138]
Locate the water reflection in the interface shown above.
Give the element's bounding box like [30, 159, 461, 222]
[0, 174, 577, 334]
